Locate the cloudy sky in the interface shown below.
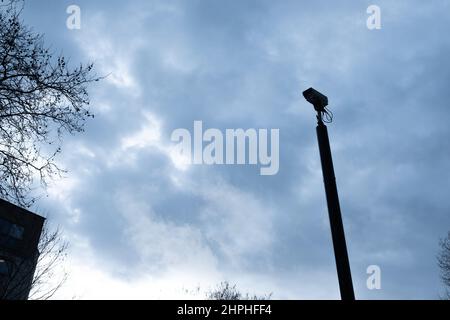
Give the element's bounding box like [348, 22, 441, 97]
[18, 0, 450, 299]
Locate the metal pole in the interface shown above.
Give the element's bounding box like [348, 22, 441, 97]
[316, 114, 355, 301]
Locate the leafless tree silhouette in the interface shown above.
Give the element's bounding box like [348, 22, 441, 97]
[206, 281, 272, 300]
[0, 221, 68, 300]
[438, 232, 450, 299]
[0, 0, 100, 207]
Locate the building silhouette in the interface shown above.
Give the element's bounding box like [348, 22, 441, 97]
[0, 199, 44, 300]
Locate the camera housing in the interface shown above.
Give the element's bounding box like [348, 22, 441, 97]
[302, 87, 328, 112]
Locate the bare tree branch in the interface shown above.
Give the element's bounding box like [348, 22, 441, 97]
[206, 281, 272, 300]
[0, 0, 101, 207]
[0, 221, 68, 300]
[438, 232, 450, 300]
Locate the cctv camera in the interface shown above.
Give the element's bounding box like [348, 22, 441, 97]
[302, 87, 328, 112]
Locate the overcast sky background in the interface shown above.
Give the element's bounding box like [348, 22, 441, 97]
[18, 0, 450, 299]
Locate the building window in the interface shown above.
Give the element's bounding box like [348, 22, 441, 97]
[0, 217, 24, 240]
[9, 224, 24, 240]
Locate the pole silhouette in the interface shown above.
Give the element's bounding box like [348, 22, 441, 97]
[303, 87, 355, 300]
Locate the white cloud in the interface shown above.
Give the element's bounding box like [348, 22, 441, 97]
[73, 12, 142, 96]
